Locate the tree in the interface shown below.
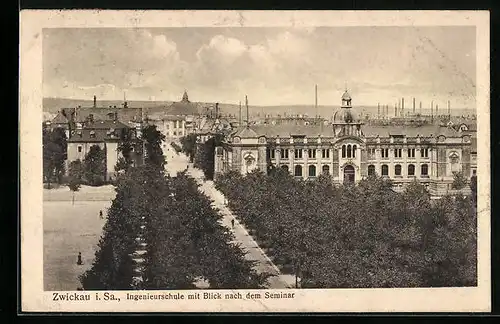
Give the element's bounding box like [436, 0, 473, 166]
[470, 174, 477, 203]
[180, 134, 197, 162]
[194, 133, 224, 180]
[142, 125, 166, 170]
[68, 160, 83, 205]
[43, 127, 67, 188]
[83, 145, 106, 186]
[452, 171, 468, 190]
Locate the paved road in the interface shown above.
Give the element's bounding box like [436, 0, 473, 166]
[164, 144, 295, 289]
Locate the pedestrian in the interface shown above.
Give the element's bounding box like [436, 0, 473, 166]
[77, 252, 83, 265]
[99, 210, 103, 219]
[231, 218, 235, 229]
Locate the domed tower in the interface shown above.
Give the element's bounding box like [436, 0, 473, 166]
[332, 90, 364, 137]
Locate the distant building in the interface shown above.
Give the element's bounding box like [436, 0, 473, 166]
[144, 91, 198, 153]
[66, 115, 143, 181]
[215, 90, 477, 197]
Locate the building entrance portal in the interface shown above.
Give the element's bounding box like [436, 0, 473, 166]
[344, 165, 355, 183]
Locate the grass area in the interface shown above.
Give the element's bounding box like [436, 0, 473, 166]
[43, 198, 113, 291]
[43, 185, 116, 202]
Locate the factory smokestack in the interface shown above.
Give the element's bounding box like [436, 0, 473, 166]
[245, 95, 249, 127]
[93, 95, 96, 108]
[413, 98, 415, 115]
[315, 84, 318, 117]
[448, 100, 451, 116]
[239, 101, 242, 125]
[377, 103, 380, 118]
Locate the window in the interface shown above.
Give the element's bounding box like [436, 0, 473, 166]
[395, 164, 402, 176]
[270, 149, 275, 159]
[281, 165, 289, 172]
[368, 165, 376, 176]
[408, 164, 415, 176]
[381, 148, 389, 158]
[322, 165, 330, 175]
[281, 149, 289, 159]
[77, 145, 82, 153]
[421, 164, 429, 176]
[308, 149, 316, 159]
[368, 148, 376, 159]
[342, 145, 346, 158]
[407, 148, 415, 158]
[322, 149, 330, 159]
[308, 165, 316, 177]
[421, 148, 429, 158]
[347, 145, 352, 158]
[381, 164, 389, 176]
[394, 148, 402, 158]
[353, 145, 357, 158]
[294, 149, 303, 159]
[294, 165, 303, 177]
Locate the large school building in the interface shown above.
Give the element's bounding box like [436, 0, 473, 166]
[214, 91, 477, 196]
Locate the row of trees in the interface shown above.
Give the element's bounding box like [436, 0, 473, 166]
[180, 133, 224, 180]
[80, 125, 271, 289]
[215, 169, 477, 288]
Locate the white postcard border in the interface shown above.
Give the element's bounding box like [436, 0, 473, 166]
[20, 10, 491, 313]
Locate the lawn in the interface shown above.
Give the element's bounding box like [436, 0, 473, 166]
[43, 189, 114, 291]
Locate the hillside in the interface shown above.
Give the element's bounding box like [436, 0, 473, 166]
[43, 97, 475, 120]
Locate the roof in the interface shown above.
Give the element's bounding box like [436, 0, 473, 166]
[228, 124, 464, 139]
[52, 107, 143, 124]
[362, 125, 461, 138]
[232, 126, 261, 138]
[341, 90, 352, 101]
[84, 120, 131, 130]
[67, 128, 133, 143]
[233, 125, 336, 138]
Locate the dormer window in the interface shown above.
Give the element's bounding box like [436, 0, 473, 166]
[90, 131, 96, 138]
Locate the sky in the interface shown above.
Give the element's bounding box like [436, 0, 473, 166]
[43, 26, 476, 108]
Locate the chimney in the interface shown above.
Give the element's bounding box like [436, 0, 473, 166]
[239, 101, 242, 125]
[245, 95, 249, 127]
[401, 97, 404, 115]
[93, 95, 96, 108]
[419, 101, 422, 114]
[431, 101, 434, 120]
[447, 100, 450, 116]
[215, 103, 219, 119]
[377, 103, 380, 118]
[315, 84, 318, 117]
[412, 98, 415, 115]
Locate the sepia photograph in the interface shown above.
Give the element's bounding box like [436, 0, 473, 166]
[21, 10, 490, 312]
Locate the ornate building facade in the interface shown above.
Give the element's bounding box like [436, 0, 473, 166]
[214, 91, 477, 196]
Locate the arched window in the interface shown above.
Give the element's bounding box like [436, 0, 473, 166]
[368, 165, 376, 176]
[395, 164, 402, 176]
[421, 164, 429, 176]
[347, 145, 352, 158]
[308, 165, 316, 177]
[281, 165, 289, 173]
[353, 145, 357, 158]
[322, 165, 330, 175]
[294, 165, 303, 177]
[381, 164, 389, 176]
[408, 164, 415, 176]
[342, 145, 346, 158]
